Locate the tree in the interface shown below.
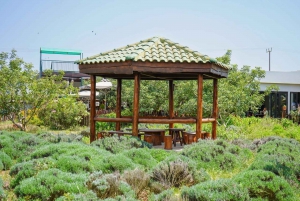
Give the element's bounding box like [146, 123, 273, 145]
[171, 50, 277, 123]
[38, 96, 88, 129]
[0, 50, 77, 131]
[216, 50, 278, 123]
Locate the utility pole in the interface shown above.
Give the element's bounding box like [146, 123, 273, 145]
[266, 48, 272, 71]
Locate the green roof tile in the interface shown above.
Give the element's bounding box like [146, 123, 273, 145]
[77, 37, 229, 69]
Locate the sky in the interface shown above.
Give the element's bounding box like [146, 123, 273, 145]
[1, 0, 300, 72]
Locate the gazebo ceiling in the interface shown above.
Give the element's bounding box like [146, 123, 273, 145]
[78, 36, 230, 80]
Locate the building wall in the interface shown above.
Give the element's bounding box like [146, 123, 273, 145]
[260, 71, 300, 115]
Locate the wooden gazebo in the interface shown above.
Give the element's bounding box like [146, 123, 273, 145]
[77, 37, 230, 143]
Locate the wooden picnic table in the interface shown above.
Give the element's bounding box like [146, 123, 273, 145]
[139, 129, 165, 146]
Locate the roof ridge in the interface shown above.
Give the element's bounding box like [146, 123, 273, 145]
[126, 37, 161, 60]
[79, 36, 161, 62]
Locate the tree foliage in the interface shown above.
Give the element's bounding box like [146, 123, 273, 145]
[0, 50, 80, 130]
[38, 96, 88, 129]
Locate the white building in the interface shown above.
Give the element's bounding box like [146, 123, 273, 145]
[260, 71, 300, 118]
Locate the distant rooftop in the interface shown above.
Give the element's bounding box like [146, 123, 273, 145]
[40, 48, 82, 55]
[260, 71, 300, 85]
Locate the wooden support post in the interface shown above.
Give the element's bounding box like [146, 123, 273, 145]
[212, 79, 218, 139]
[196, 74, 203, 140]
[169, 80, 174, 129]
[132, 73, 140, 136]
[90, 75, 96, 143]
[116, 79, 122, 131]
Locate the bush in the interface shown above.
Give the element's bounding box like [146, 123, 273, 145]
[181, 179, 250, 201]
[149, 189, 181, 201]
[56, 190, 98, 201]
[14, 168, 87, 200]
[159, 154, 210, 184]
[122, 148, 157, 170]
[103, 154, 135, 173]
[10, 158, 56, 188]
[249, 138, 300, 187]
[0, 151, 13, 170]
[10, 143, 113, 187]
[38, 96, 89, 130]
[181, 139, 249, 170]
[56, 155, 93, 173]
[122, 168, 150, 195]
[85, 171, 134, 199]
[91, 136, 146, 154]
[36, 132, 83, 144]
[234, 170, 296, 200]
[249, 136, 299, 150]
[0, 131, 48, 161]
[29, 142, 109, 161]
[151, 159, 195, 189]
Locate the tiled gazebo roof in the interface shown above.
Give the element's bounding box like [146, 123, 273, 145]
[77, 36, 229, 69]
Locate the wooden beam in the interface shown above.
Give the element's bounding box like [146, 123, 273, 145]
[116, 79, 122, 130]
[139, 118, 196, 124]
[169, 80, 174, 128]
[90, 75, 96, 143]
[212, 79, 218, 139]
[95, 117, 132, 123]
[196, 74, 203, 140]
[94, 117, 215, 124]
[132, 73, 140, 136]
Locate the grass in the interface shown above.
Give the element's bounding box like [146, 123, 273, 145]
[207, 152, 256, 180]
[0, 120, 88, 135]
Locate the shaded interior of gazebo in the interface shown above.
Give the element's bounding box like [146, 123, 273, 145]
[78, 37, 229, 143]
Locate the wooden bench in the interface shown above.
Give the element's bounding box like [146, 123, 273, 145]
[184, 131, 211, 144]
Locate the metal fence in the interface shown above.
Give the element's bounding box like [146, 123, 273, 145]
[41, 60, 79, 72]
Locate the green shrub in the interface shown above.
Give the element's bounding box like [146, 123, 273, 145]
[56, 155, 93, 173]
[91, 136, 146, 154]
[103, 154, 135, 173]
[181, 179, 250, 201]
[85, 171, 136, 200]
[249, 138, 300, 187]
[56, 190, 98, 201]
[36, 132, 83, 143]
[122, 168, 150, 195]
[234, 170, 296, 200]
[122, 148, 157, 170]
[181, 139, 248, 170]
[38, 96, 89, 130]
[231, 138, 253, 149]
[29, 142, 106, 160]
[10, 158, 56, 188]
[0, 151, 13, 170]
[0, 131, 47, 161]
[151, 159, 196, 189]
[149, 189, 180, 201]
[21, 142, 113, 174]
[14, 168, 88, 200]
